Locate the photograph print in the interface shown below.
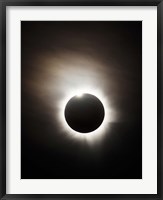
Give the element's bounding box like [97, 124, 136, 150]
[21, 21, 142, 179]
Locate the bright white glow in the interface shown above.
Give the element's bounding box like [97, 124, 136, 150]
[76, 93, 83, 98]
[58, 86, 113, 144]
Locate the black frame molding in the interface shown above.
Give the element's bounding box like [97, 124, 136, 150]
[0, 0, 162, 199]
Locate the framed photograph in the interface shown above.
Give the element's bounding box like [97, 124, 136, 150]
[0, 0, 162, 199]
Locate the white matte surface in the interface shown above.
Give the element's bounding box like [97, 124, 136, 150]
[6, 6, 157, 194]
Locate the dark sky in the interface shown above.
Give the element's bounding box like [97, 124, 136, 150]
[21, 21, 142, 179]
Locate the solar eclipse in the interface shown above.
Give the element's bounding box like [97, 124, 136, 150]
[64, 93, 105, 133]
[21, 21, 142, 179]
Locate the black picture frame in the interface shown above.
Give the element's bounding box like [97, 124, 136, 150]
[0, 0, 162, 199]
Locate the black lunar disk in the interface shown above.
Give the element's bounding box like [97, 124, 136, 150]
[64, 93, 105, 133]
